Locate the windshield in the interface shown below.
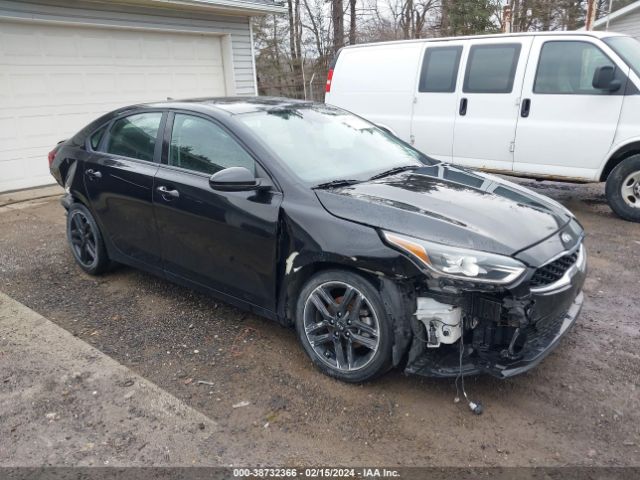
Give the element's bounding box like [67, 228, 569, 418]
[604, 36, 640, 78]
[236, 104, 428, 185]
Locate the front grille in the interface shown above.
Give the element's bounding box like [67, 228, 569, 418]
[530, 249, 579, 288]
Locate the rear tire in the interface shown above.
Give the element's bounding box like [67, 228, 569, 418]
[606, 155, 640, 222]
[295, 269, 393, 383]
[66, 203, 110, 275]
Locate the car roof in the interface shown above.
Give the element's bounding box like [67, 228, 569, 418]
[337, 30, 627, 51]
[140, 96, 315, 115]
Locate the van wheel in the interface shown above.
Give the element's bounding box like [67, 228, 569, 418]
[66, 203, 110, 275]
[606, 155, 640, 222]
[295, 270, 393, 383]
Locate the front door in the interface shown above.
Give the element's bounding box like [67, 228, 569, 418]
[84, 111, 165, 267]
[411, 42, 465, 162]
[452, 38, 532, 171]
[513, 36, 628, 180]
[153, 112, 283, 311]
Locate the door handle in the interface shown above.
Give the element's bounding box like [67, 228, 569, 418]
[521, 98, 531, 118]
[157, 186, 180, 199]
[85, 169, 102, 180]
[459, 98, 468, 116]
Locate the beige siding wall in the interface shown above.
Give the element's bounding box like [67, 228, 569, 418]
[0, 0, 257, 95]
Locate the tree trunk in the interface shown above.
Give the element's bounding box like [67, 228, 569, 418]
[295, 0, 302, 61]
[440, 0, 451, 36]
[332, 0, 344, 52]
[287, 0, 297, 65]
[349, 0, 357, 45]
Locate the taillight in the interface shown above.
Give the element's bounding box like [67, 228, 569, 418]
[325, 68, 334, 93]
[48, 147, 58, 167]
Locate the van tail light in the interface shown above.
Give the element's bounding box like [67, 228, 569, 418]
[48, 145, 60, 167]
[325, 69, 334, 93]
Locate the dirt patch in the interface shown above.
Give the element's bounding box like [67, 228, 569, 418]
[0, 181, 639, 466]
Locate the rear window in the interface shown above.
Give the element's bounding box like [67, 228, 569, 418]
[463, 43, 522, 93]
[419, 46, 462, 93]
[105, 113, 163, 162]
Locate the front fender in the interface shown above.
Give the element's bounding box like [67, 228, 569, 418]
[273, 204, 421, 368]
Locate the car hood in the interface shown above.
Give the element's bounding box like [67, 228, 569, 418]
[315, 164, 572, 258]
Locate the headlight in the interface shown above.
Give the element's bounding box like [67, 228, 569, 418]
[382, 231, 526, 285]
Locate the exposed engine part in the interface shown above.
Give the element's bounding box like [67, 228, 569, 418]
[503, 296, 533, 328]
[503, 326, 522, 359]
[415, 297, 462, 348]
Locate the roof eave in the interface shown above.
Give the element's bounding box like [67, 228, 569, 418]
[115, 0, 288, 16]
[593, 0, 640, 28]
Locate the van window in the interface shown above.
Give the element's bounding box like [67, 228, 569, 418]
[463, 44, 522, 94]
[535, 41, 617, 95]
[604, 36, 640, 77]
[419, 46, 462, 93]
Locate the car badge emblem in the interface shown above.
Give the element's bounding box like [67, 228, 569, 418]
[561, 233, 572, 244]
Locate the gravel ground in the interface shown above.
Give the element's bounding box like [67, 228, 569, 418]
[0, 291, 223, 467]
[0, 180, 638, 467]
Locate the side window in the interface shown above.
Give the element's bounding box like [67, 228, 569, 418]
[89, 126, 106, 151]
[463, 43, 522, 93]
[105, 113, 162, 161]
[534, 41, 616, 95]
[169, 114, 255, 175]
[419, 46, 462, 93]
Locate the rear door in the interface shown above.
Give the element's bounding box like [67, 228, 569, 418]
[153, 112, 282, 311]
[452, 37, 533, 171]
[411, 41, 465, 161]
[84, 111, 165, 267]
[513, 36, 628, 179]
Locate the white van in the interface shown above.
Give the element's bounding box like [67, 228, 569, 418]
[325, 31, 640, 222]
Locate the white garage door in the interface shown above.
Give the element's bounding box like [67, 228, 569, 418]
[0, 20, 227, 192]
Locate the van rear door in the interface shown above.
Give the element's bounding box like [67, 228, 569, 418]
[451, 37, 533, 172]
[324, 43, 423, 141]
[513, 35, 628, 180]
[411, 41, 465, 162]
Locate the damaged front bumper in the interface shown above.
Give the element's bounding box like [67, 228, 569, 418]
[405, 241, 587, 379]
[484, 291, 583, 378]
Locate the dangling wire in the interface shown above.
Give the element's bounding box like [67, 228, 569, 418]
[454, 330, 467, 403]
[454, 328, 483, 415]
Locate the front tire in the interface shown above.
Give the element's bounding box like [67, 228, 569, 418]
[606, 155, 640, 222]
[66, 203, 110, 275]
[295, 270, 393, 383]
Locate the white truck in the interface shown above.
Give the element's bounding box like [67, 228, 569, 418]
[325, 31, 640, 222]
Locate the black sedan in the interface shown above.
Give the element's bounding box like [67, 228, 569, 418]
[49, 98, 586, 383]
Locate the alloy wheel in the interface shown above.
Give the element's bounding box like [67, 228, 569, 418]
[302, 281, 380, 372]
[69, 210, 98, 267]
[621, 171, 640, 209]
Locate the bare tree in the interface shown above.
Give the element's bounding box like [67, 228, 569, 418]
[349, 0, 357, 44]
[254, 0, 627, 101]
[332, 0, 345, 52]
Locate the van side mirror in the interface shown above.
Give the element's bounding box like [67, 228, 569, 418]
[592, 65, 621, 92]
[209, 167, 270, 192]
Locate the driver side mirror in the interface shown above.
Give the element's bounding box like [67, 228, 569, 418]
[209, 166, 271, 192]
[592, 65, 622, 92]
